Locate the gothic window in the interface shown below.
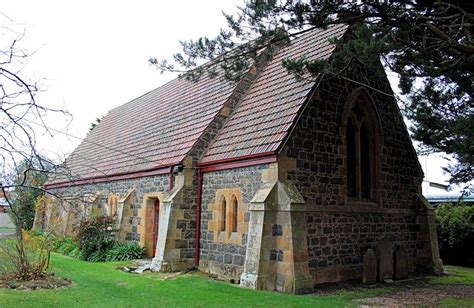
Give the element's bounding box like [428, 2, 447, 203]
[360, 123, 371, 199]
[231, 196, 238, 233]
[346, 98, 378, 201]
[219, 195, 240, 237]
[107, 194, 119, 216]
[346, 118, 357, 197]
[220, 197, 227, 232]
[213, 190, 245, 244]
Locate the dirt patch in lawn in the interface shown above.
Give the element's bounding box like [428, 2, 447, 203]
[0, 274, 71, 290]
[356, 282, 474, 307]
[310, 278, 474, 306]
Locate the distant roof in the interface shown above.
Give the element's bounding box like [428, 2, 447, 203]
[0, 197, 8, 207]
[50, 24, 347, 185]
[426, 194, 474, 203]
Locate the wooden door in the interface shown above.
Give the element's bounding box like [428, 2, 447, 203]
[152, 199, 160, 257]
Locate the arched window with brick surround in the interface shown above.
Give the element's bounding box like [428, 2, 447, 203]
[344, 90, 381, 202]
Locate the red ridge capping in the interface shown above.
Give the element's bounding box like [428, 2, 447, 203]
[45, 165, 174, 189]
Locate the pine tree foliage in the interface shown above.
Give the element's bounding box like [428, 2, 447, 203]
[88, 116, 104, 133]
[150, 0, 473, 192]
[13, 158, 52, 229]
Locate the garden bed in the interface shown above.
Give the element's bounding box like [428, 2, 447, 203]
[0, 274, 71, 290]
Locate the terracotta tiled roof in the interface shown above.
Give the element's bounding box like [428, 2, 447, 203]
[51, 25, 346, 184]
[200, 24, 347, 163]
[56, 74, 235, 182]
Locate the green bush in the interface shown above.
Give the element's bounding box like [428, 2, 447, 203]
[0, 230, 52, 280]
[30, 215, 145, 263]
[75, 216, 116, 262]
[436, 202, 474, 266]
[19, 230, 82, 259]
[105, 243, 145, 262]
[88, 250, 109, 263]
[51, 235, 82, 258]
[67, 246, 83, 259]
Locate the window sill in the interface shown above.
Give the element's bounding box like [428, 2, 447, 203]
[216, 231, 240, 244]
[229, 232, 238, 242]
[218, 231, 227, 241]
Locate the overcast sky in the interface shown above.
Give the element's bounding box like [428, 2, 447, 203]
[2, 1, 460, 195]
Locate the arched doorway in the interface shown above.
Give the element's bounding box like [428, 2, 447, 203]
[139, 193, 163, 258]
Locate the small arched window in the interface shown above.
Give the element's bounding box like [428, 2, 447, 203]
[221, 197, 227, 232]
[213, 191, 244, 243]
[231, 196, 238, 233]
[345, 96, 378, 201]
[107, 194, 119, 216]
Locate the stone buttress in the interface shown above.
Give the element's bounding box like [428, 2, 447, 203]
[240, 180, 314, 294]
[151, 158, 196, 272]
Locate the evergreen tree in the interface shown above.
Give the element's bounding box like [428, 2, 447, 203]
[150, 0, 473, 192]
[13, 159, 52, 229]
[89, 116, 104, 133]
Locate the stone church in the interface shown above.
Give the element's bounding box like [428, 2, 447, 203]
[35, 24, 442, 293]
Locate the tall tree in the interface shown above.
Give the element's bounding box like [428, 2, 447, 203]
[150, 0, 473, 192]
[12, 158, 52, 230]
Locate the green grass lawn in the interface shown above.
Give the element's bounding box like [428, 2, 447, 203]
[431, 265, 474, 285]
[0, 227, 14, 233]
[0, 254, 472, 307]
[0, 254, 387, 307]
[433, 265, 474, 307]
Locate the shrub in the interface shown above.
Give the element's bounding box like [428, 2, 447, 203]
[51, 235, 81, 258]
[88, 250, 109, 263]
[436, 202, 474, 266]
[105, 243, 145, 262]
[75, 216, 116, 262]
[21, 230, 80, 256]
[22, 229, 48, 251]
[25, 215, 145, 263]
[0, 230, 51, 280]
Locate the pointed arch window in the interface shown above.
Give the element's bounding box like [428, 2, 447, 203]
[359, 122, 371, 199]
[346, 118, 357, 197]
[213, 190, 245, 244]
[231, 196, 238, 233]
[107, 193, 119, 217]
[345, 97, 379, 202]
[220, 197, 227, 232]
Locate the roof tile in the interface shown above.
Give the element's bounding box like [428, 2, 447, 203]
[201, 24, 347, 163]
[52, 25, 347, 183]
[57, 73, 235, 181]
